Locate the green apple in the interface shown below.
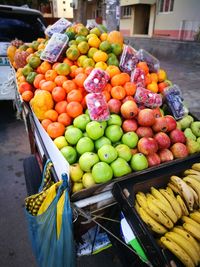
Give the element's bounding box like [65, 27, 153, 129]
[69, 163, 83, 182]
[95, 136, 111, 151]
[98, 144, 118, 163]
[73, 114, 90, 131]
[130, 153, 148, 171]
[105, 125, 123, 143]
[99, 121, 107, 130]
[197, 137, 200, 144]
[107, 114, 122, 126]
[65, 127, 83, 145]
[110, 157, 132, 177]
[79, 152, 99, 172]
[60, 146, 77, 164]
[121, 132, 139, 148]
[53, 136, 68, 150]
[82, 173, 96, 188]
[115, 144, 132, 162]
[179, 115, 194, 130]
[191, 121, 200, 137]
[111, 43, 122, 56]
[72, 182, 84, 193]
[86, 121, 104, 140]
[184, 128, 196, 141]
[92, 162, 113, 183]
[76, 137, 94, 154]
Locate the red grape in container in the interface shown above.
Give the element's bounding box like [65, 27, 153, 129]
[119, 45, 139, 75]
[131, 68, 146, 87]
[45, 17, 72, 37]
[86, 93, 110, 121]
[84, 68, 110, 93]
[134, 87, 163, 108]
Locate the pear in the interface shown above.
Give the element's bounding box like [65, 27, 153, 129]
[191, 121, 200, 137]
[186, 138, 200, 154]
[178, 115, 194, 130]
[197, 137, 200, 144]
[184, 128, 196, 141]
[176, 121, 182, 130]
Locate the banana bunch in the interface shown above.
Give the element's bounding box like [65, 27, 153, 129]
[160, 211, 200, 267]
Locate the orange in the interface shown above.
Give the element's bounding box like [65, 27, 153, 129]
[55, 63, 71, 76]
[17, 75, 26, 83]
[63, 58, 74, 66]
[100, 32, 108, 41]
[145, 74, 152, 86]
[33, 74, 45, 88]
[69, 65, 78, 78]
[26, 47, 34, 54]
[52, 86, 66, 102]
[84, 66, 94, 75]
[39, 61, 52, 74]
[104, 83, 112, 93]
[67, 89, 83, 103]
[93, 50, 108, 62]
[74, 73, 87, 87]
[21, 90, 34, 102]
[57, 113, 72, 126]
[137, 62, 149, 75]
[102, 90, 111, 102]
[52, 62, 60, 70]
[74, 67, 84, 76]
[66, 101, 83, 118]
[47, 122, 65, 139]
[44, 109, 58, 122]
[66, 46, 80, 61]
[157, 69, 167, 82]
[158, 82, 168, 93]
[150, 73, 158, 83]
[111, 86, 126, 100]
[62, 80, 77, 93]
[77, 41, 90, 54]
[45, 69, 57, 81]
[18, 81, 32, 94]
[88, 37, 101, 48]
[41, 119, 52, 131]
[81, 97, 87, 109]
[124, 82, 136, 96]
[95, 62, 107, 70]
[54, 75, 68, 86]
[111, 73, 130, 87]
[55, 101, 68, 114]
[106, 65, 121, 78]
[39, 79, 46, 88]
[120, 73, 130, 84]
[40, 80, 56, 92]
[147, 82, 159, 93]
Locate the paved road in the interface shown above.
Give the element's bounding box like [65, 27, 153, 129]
[0, 58, 200, 267]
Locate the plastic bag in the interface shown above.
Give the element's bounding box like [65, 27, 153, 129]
[25, 160, 75, 267]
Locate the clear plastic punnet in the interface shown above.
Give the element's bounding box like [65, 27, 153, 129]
[163, 84, 188, 120]
[136, 49, 160, 73]
[131, 68, 146, 87]
[134, 87, 163, 108]
[45, 18, 72, 37]
[40, 33, 69, 63]
[119, 45, 138, 75]
[86, 93, 110, 121]
[84, 69, 110, 93]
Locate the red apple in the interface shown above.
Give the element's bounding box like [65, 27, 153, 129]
[122, 95, 135, 104]
[120, 100, 139, 119]
[165, 115, 177, 132]
[152, 117, 168, 132]
[154, 132, 171, 149]
[152, 108, 162, 118]
[122, 119, 138, 132]
[137, 137, 158, 155]
[136, 126, 154, 138]
[108, 99, 121, 114]
[131, 148, 138, 155]
[158, 148, 174, 162]
[147, 153, 161, 167]
[137, 108, 156, 127]
[169, 129, 186, 144]
[170, 143, 189, 159]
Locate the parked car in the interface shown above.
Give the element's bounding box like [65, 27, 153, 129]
[0, 5, 46, 101]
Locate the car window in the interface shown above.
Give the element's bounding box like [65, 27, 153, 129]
[0, 12, 46, 42]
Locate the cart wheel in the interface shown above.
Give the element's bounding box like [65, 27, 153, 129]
[23, 155, 42, 196]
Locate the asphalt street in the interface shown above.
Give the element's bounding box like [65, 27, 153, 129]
[0, 58, 200, 267]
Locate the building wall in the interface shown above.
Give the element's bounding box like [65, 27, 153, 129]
[120, 18, 132, 36]
[154, 0, 200, 40]
[52, 0, 73, 19]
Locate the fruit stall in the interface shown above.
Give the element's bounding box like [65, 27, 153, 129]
[8, 17, 200, 267]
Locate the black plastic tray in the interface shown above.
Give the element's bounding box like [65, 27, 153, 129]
[112, 154, 200, 267]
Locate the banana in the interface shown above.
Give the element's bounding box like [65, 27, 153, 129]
[183, 222, 200, 241]
[186, 174, 200, 183]
[170, 176, 194, 211]
[160, 236, 195, 267]
[165, 232, 199, 265]
[176, 195, 189, 216]
[173, 226, 200, 256]
[136, 206, 167, 234]
[135, 192, 148, 209]
[167, 182, 184, 197]
[182, 216, 200, 232]
[190, 211, 200, 224]
[134, 200, 140, 213]
[150, 187, 172, 209]
[184, 169, 200, 177]
[159, 189, 182, 219]
[146, 198, 174, 229]
[183, 176, 200, 206]
[192, 163, 200, 172]
[166, 186, 175, 197]
[146, 194, 178, 224]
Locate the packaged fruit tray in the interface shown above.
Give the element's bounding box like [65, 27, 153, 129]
[112, 154, 200, 267]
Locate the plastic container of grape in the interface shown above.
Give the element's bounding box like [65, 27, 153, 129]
[112, 153, 200, 267]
